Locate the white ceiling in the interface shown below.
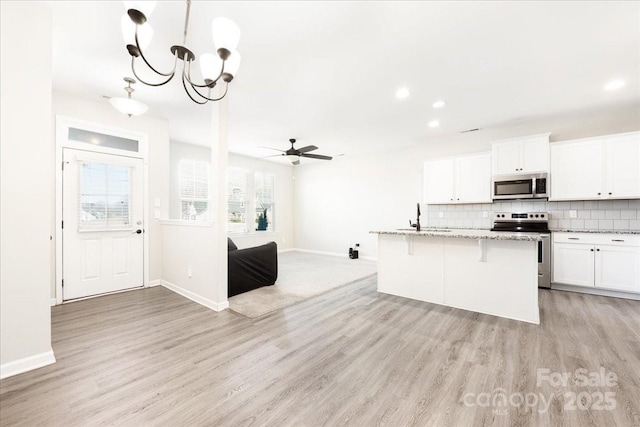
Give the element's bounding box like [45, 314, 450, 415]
[45, 1, 639, 163]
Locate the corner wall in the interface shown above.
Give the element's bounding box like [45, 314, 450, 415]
[1, 2, 55, 377]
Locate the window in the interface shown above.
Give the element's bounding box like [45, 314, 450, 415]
[227, 168, 248, 232]
[179, 159, 210, 220]
[79, 162, 131, 230]
[254, 172, 275, 232]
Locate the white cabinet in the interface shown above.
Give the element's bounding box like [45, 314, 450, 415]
[550, 131, 640, 201]
[595, 245, 640, 293]
[553, 242, 595, 287]
[552, 233, 640, 294]
[423, 158, 455, 204]
[424, 153, 491, 204]
[491, 133, 550, 175]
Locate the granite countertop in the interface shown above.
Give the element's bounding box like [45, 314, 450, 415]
[551, 229, 640, 235]
[370, 228, 543, 241]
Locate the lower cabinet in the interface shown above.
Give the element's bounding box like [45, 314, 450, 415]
[553, 233, 640, 294]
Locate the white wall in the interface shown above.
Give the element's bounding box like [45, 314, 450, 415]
[52, 92, 170, 297]
[294, 103, 640, 259]
[0, 2, 55, 376]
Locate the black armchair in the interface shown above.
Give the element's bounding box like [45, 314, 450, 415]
[228, 238, 278, 297]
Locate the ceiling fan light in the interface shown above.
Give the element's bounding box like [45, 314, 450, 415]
[121, 15, 153, 49]
[109, 97, 149, 117]
[212, 17, 241, 52]
[123, 1, 157, 19]
[224, 50, 242, 77]
[200, 53, 223, 80]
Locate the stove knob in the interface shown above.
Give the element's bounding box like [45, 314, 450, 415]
[535, 214, 539, 218]
[541, 214, 545, 218]
[529, 214, 533, 218]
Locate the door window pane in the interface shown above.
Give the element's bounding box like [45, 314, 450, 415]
[79, 162, 132, 230]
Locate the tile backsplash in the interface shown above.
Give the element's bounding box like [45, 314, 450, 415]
[425, 199, 640, 231]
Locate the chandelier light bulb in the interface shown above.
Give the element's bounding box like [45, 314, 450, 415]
[123, 1, 157, 19]
[212, 17, 241, 53]
[199, 53, 224, 81]
[121, 15, 153, 50]
[224, 50, 242, 78]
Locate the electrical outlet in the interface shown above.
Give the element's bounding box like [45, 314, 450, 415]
[187, 265, 192, 278]
[439, 212, 444, 218]
[569, 210, 578, 218]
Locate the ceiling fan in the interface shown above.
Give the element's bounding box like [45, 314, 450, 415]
[263, 139, 333, 165]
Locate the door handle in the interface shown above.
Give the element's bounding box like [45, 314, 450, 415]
[132, 229, 142, 234]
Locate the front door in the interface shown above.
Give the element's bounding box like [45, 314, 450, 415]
[62, 148, 144, 300]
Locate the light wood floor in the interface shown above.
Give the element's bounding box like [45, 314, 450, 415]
[1, 278, 639, 426]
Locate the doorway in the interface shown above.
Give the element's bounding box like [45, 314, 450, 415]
[62, 149, 144, 300]
[56, 116, 149, 303]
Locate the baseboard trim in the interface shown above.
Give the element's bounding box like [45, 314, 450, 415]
[292, 248, 377, 261]
[277, 248, 297, 254]
[50, 298, 57, 307]
[551, 283, 640, 300]
[147, 279, 162, 287]
[160, 280, 228, 311]
[0, 349, 56, 379]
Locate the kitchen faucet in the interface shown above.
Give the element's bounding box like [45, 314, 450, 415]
[409, 202, 421, 231]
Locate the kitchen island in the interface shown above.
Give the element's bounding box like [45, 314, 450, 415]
[370, 229, 542, 324]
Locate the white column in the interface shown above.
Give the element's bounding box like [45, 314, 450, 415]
[210, 88, 229, 308]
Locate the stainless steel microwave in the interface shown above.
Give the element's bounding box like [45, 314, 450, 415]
[492, 173, 548, 200]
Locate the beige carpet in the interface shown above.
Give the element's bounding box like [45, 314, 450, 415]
[228, 251, 377, 318]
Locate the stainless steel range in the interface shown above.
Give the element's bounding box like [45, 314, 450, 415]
[491, 212, 551, 288]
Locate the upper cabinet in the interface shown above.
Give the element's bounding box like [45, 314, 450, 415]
[491, 133, 551, 175]
[550, 131, 640, 201]
[424, 152, 491, 204]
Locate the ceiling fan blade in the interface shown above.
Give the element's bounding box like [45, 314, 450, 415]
[301, 153, 332, 160]
[292, 159, 300, 165]
[296, 145, 318, 153]
[261, 154, 283, 158]
[258, 146, 285, 152]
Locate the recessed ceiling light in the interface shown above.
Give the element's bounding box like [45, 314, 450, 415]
[604, 79, 625, 91]
[428, 120, 439, 128]
[395, 87, 410, 99]
[432, 100, 446, 108]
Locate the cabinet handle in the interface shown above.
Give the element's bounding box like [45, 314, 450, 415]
[568, 237, 579, 240]
[596, 248, 600, 251]
[612, 239, 625, 242]
[597, 192, 601, 195]
[590, 249, 594, 251]
[608, 192, 612, 195]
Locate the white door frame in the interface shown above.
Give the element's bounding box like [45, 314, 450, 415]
[55, 115, 150, 305]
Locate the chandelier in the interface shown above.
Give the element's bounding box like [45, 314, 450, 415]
[122, 0, 241, 104]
